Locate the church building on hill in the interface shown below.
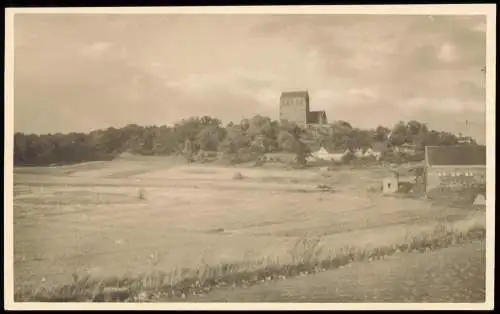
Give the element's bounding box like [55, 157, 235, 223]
[279, 91, 328, 127]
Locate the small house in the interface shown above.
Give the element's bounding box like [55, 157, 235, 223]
[348, 147, 361, 158]
[310, 146, 349, 162]
[363, 142, 386, 160]
[394, 143, 417, 155]
[364, 148, 382, 160]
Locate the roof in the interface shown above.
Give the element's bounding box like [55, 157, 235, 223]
[280, 91, 309, 98]
[310, 144, 346, 154]
[426, 145, 486, 166]
[307, 111, 327, 124]
[400, 143, 417, 148]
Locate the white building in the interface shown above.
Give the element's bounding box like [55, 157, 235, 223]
[310, 146, 350, 162]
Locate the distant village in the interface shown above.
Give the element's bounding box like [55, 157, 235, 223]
[275, 90, 475, 164]
[13, 88, 480, 168]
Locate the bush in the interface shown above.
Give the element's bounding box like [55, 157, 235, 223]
[253, 160, 266, 167]
[232, 172, 245, 180]
[351, 155, 378, 167]
[403, 151, 425, 162]
[15, 220, 485, 302]
[137, 188, 146, 200]
[340, 152, 356, 164]
[381, 150, 403, 164]
[366, 183, 382, 193]
[317, 184, 335, 192]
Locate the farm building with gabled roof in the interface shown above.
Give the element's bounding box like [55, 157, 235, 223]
[423, 145, 487, 203]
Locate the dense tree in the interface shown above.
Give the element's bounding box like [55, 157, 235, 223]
[388, 121, 408, 146]
[183, 138, 195, 163]
[13, 116, 466, 166]
[334, 121, 353, 129]
[217, 124, 251, 155]
[348, 128, 372, 149]
[277, 122, 310, 165]
[373, 126, 391, 142]
[405, 120, 426, 145]
[195, 125, 226, 151]
[413, 124, 429, 150]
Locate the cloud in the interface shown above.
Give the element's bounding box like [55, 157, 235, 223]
[13, 14, 487, 141]
[80, 41, 113, 57]
[347, 87, 379, 100]
[164, 71, 275, 99]
[437, 42, 458, 63]
[402, 97, 483, 114]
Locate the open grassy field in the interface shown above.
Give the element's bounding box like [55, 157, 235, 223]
[12, 155, 486, 299]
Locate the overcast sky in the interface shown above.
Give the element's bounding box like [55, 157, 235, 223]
[14, 14, 487, 143]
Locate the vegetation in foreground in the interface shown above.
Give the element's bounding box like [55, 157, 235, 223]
[14, 220, 485, 303]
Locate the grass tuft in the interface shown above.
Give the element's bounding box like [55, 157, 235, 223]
[14, 220, 485, 303]
[137, 188, 146, 200]
[232, 172, 245, 180]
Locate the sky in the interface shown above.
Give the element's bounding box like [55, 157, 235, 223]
[13, 13, 487, 143]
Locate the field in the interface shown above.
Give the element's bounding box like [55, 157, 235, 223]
[187, 240, 486, 303]
[12, 155, 486, 300]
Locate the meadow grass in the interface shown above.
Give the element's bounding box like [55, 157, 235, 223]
[13, 219, 485, 303]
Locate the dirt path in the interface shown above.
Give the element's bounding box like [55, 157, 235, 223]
[182, 241, 486, 303]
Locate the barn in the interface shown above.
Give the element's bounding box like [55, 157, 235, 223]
[424, 145, 486, 203]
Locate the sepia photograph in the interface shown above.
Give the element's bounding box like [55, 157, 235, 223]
[4, 4, 496, 310]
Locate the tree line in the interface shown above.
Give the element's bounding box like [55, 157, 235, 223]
[13, 115, 475, 166]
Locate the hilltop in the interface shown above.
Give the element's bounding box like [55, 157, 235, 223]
[14, 115, 476, 167]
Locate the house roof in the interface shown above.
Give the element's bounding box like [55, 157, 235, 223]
[280, 91, 309, 98]
[425, 145, 486, 166]
[310, 144, 347, 154]
[400, 143, 417, 148]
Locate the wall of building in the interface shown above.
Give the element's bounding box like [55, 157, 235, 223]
[280, 96, 309, 127]
[425, 165, 486, 200]
[318, 113, 328, 124]
[423, 145, 487, 201]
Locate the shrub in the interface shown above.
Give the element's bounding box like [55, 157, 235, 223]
[404, 151, 425, 162]
[232, 172, 245, 180]
[14, 220, 485, 302]
[317, 184, 335, 192]
[137, 188, 146, 200]
[340, 152, 356, 164]
[367, 183, 382, 193]
[381, 150, 403, 164]
[253, 160, 266, 167]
